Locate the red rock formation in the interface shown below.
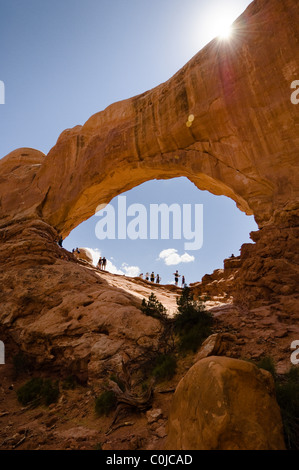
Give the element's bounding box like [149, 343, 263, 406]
[0, 0, 298, 379]
[166, 356, 286, 450]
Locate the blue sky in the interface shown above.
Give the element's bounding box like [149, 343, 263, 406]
[0, 0, 257, 284]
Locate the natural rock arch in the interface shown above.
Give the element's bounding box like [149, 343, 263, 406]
[0, 0, 297, 420]
[1, 0, 298, 239]
[0, 1, 298, 449]
[0, 0, 298, 359]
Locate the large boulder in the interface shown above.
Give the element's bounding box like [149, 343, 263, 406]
[74, 247, 93, 264]
[165, 356, 285, 450]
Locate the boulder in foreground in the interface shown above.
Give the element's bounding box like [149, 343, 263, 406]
[166, 356, 285, 450]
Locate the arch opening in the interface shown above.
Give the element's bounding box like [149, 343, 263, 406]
[63, 177, 258, 285]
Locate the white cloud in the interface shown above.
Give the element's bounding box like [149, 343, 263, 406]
[82, 248, 140, 277]
[83, 247, 101, 266]
[120, 263, 140, 278]
[158, 248, 195, 266]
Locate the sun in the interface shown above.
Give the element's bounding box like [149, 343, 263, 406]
[203, 7, 237, 42]
[218, 22, 233, 40]
[214, 17, 234, 40]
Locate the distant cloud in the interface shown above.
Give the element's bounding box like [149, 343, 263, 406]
[83, 247, 101, 266]
[158, 248, 195, 266]
[82, 248, 140, 277]
[120, 263, 140, 277]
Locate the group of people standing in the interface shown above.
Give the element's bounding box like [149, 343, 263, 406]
[173, 270, 186, 287]
[58, 237, 187, 287]
[140, 272, 161, 284]
[97, 256, 107, 270]
[139, 270, 186, 287]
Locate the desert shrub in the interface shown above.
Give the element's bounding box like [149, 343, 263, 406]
[109, 374, 125, 392]
[152, 354, 177, 381]
[41, 379, 60, 406]
[256, 356, 276, 378]
[94, 442, 102, 450]
[139, 293, 175, 369]
[174, 287, 213, 352]
[17, 377, 59, 407]
[252, 357, 299, 450]
[141, 293, 168, 322]
[62, 375, 77, 390]
[17, 378, 44, 406]
[95, 390, 117, 417]
[275, 367, 299, 450]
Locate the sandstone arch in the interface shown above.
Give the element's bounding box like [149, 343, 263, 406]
[0, 0, 298, 379]
[1, 0, 298, 239]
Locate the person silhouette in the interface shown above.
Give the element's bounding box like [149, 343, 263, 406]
[173, 270, 181, 286]
[102, 257, 107, 270]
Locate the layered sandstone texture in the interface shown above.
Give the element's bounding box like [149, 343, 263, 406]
[1, 0, 298, 232]
[0, 0, 298, 381]
[166, 356, 286, 450]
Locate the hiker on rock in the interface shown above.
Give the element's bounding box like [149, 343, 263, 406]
[156, 274, 161, 284]
[102, 257, 107, 270]
[145, 272, 149, 281]
[173, 270, 180, 286]
[150, 272, 155, 282]
[139, 273, 144, 279]
[181, 275, 186, 288]
[97, 257, 103, 269]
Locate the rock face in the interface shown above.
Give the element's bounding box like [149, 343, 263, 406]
[165, 356, 286, 450]
[0, 0, 298, 313]
[193, 333, 237, 362]
[0, 0, 298, 382]
[73, 248, 93, 264]
[2, 0, 299, 231]
[0, 219, 163, 383]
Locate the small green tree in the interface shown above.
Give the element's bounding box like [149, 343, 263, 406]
[174, 287, 213, 352]
[95, 390, 117, 417]
[152, 354, 177, 381]
[275, 367, 299, 450]
[17, 377, 59, 407]
[141, 293, 168, 322]
[256, 356, 276, 378]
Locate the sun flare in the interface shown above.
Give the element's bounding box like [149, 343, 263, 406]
[204, 7, 238, 42]
[218, 23, 233, 39]
[214, 17, 234, 40]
